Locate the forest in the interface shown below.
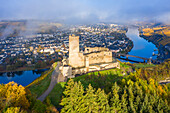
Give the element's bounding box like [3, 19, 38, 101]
[0, 60, 169, 113]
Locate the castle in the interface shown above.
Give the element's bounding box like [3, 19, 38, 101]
[59, 35, 120, 78]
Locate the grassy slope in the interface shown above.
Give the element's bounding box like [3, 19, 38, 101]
[28, 72, 52, 98]
[133, 63, 155, 68]
[27, 62, 58, 98]
[47, 82, 66, 107]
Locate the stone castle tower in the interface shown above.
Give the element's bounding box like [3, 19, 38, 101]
[69, 35, 85, 68]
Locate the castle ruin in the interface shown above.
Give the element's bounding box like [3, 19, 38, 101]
[59, 35, 120, 78]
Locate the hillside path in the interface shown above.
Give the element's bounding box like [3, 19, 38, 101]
[38, 62, 64, 102]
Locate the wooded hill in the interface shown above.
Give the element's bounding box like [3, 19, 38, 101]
[0, 60, 169, 112]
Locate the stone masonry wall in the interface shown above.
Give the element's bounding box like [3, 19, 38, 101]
[85, 51, 112, 65]
[84, 47, 109, 53]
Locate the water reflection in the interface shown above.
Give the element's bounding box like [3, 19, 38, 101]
[15, 71, 24, 76]
[119, 27, 158, 63]
[0, 68, 49, 86]
[32, 69, 47, 75]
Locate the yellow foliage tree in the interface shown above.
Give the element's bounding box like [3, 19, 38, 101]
[4, 107, 27, 113]
[0, 82, 30, 112]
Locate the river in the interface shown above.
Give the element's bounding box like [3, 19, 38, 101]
[119, 27, 158, 62]
[0, 69, 49, 86]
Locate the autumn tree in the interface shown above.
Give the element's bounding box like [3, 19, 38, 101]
[0, 82, 30, 112]
[4, 107, 27, 113]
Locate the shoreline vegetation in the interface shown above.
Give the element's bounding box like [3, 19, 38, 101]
[0, 65, 51, 73]
[26, 62, 57, 87]
[26, 62, 58, 97]
[0, 59, 61, 73]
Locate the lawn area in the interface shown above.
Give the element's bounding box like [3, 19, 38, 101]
[52, 62, 58, 68]
[28, 71, 52, 98]
[26, 62, 58, 97]
[133, 63, 155, 68]
[47, 82, 66, 107]
[120, 62, 131, 68]
[74, 68, 124, 91]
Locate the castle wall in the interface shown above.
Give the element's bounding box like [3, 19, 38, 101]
[69, 35, 112, 68]
[69, 52, 85, 68]
[84, 47, 109, 53]
[71, 62, 120, 77]
[85, 51, 112, 65]
[62, 66, 72, 77]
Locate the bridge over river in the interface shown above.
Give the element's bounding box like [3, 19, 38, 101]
[113, 53, 161, 64]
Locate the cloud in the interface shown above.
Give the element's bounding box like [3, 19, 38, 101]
[0, 25, 15, 39]
[156, 12, 170, 24]
[0, 0, 170, 24]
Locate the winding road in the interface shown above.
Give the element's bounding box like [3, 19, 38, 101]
[38, 62, 64, 102]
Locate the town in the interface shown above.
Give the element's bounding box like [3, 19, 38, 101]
[0, 23, 133, 72]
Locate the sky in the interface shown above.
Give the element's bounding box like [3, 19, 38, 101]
[0, 0, 170, 24]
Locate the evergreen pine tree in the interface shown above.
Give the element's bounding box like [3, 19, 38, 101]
[95, 88, 110, 113]
[140, 94, 149, 113]
[60, 79, 85, 113]
[133, 82, 143, 112]
[84, 84, 98, 113]
[110, 82, 121, 113]
[128, 84, 136, 113]
[134, 95, 141, 112]
[121, 88, 128, 113]
[157, 98, 169, 113]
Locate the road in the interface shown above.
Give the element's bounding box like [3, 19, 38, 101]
[159, 79, 170, 84]
[38, 62, 62, 102]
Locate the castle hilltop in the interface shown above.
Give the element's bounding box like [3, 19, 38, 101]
[59, 35, 120, 78]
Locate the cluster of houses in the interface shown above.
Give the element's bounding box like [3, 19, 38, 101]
[72, 24, 131, 53]
[0, 23, 132, 67]
[0, 35, 61, 65]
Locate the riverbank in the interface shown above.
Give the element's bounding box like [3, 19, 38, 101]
[139, 28, 170, 61]
[0, 65, 51, 73]
[118, 39, 133, 54]
[109, 31, 134, 54]
[26, 62, 58, 98]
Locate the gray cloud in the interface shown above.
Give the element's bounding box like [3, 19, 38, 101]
[0, 0, 170, 24]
